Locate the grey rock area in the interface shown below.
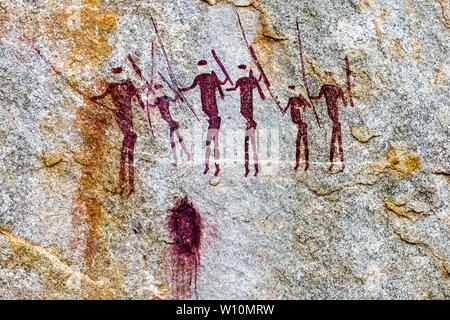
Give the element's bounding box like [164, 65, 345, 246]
[0, 0, 449, 299]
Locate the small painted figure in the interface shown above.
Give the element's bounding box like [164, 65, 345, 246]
[180, 60, 225, 176]
[148, 83, 191, 166]
[168, 197, 202, 300]
[311, 83, 347, 172]
[226, 65, 265, 177]
[283, 86, 311, 171]
[91, 67, 145, 195]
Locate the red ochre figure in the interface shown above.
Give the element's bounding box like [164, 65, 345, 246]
[283, 86, 311, 171]
[311, 83, 348, 172]
[168, 197, 202, 300]
[149, 83, 191, 166]
[91, 67, 145, 195]
[227, 65, 265, 177]
[180, 60, 226, 176]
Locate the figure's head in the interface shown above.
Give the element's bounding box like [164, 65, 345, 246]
[238, 64, 247, 70]
[198, 60, 208, 66]
[288, 85, 296, 91]
[111, 67, 123, 74]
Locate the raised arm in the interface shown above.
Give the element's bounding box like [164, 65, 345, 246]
[283, 97, 292, 114]
[179, 77, 198, 92]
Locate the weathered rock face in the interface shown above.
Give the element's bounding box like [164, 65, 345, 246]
[0, 0, 448, 300]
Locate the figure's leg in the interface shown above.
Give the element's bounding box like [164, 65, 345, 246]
[337, 123, 345, 172]
[127, 132, 137, 195]
[244, 130, 250, 177]
[213, 130, 220, 176]
[302, 124, 309, 171]
[119, 136, 128, 194]
[170, 129, 178, 167]
[294, 127, 301, 171]
[249, 128, 259, 176]
[204, 129, 213, 174]
[175, 129, 191, 161]
[329, 124, 337, 171]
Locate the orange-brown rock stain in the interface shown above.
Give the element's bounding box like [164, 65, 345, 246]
[387, 146, 420, 175]
[41, 0, 120, 281]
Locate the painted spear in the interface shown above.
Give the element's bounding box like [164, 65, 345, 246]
[150, 15, 199, 121]
[235, 8, 284, 114]
[296, 18, 321, 127]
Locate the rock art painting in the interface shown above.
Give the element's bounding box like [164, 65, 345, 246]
[0, 0, 448, 301]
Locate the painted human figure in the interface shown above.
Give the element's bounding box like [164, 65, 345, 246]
[226, 65, 265, 177]
[91, 67, 145, 195]
[148, 83, 191, 166]
[311, 83, 347, 172]
[283, 86, 311, 171]
[180, 60, 225, 176]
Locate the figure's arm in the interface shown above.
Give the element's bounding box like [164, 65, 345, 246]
[254, 79, 265, 100]
[131, 84, 146, 110]
[301, 95, 311, 109]
[179, 77, 198, 92]
[257, 72, 263, 83]
[310, 87, 323, 100]
[283, 98, 292, 114]
[167, 95, 179, 103]
[339, 86, 348, 107]
[91, 84, 111, 101]
[215, 75, 225, 99]
[135, 92, 146, 110]
[226, 82, 239, 91]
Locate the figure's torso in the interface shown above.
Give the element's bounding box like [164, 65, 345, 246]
[289, 96, 307, 124]
[237, 77, 256, 121]
[196, 73, 220, 117]
[321, 85, 340, 122]
[110, 80, 136, 130]
[155, 96, 174, 124]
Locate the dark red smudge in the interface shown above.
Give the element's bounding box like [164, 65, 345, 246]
[167, 197, 202, 300]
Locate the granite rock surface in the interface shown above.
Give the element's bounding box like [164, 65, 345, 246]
[0, 0, 449, 299]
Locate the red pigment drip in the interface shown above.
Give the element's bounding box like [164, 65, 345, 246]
[167, 197, 202, 300]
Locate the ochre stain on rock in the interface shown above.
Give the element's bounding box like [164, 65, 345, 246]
[366, 143, 421, 181]
[352, 0, 375, 13]
[350, 125, 379, 143]
[383, 198, 416, 220]
[43, 0, 118, 70]
[0, 227, 115, 299]
[38, 0, 120, 277]
[387, 145, 420, 175]
[389, 38, 407, 60]
[435, 0, 450, 29]
[42, 151, 64, 167]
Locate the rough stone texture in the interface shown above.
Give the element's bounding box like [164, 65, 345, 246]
[0, 0, 449, 299]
